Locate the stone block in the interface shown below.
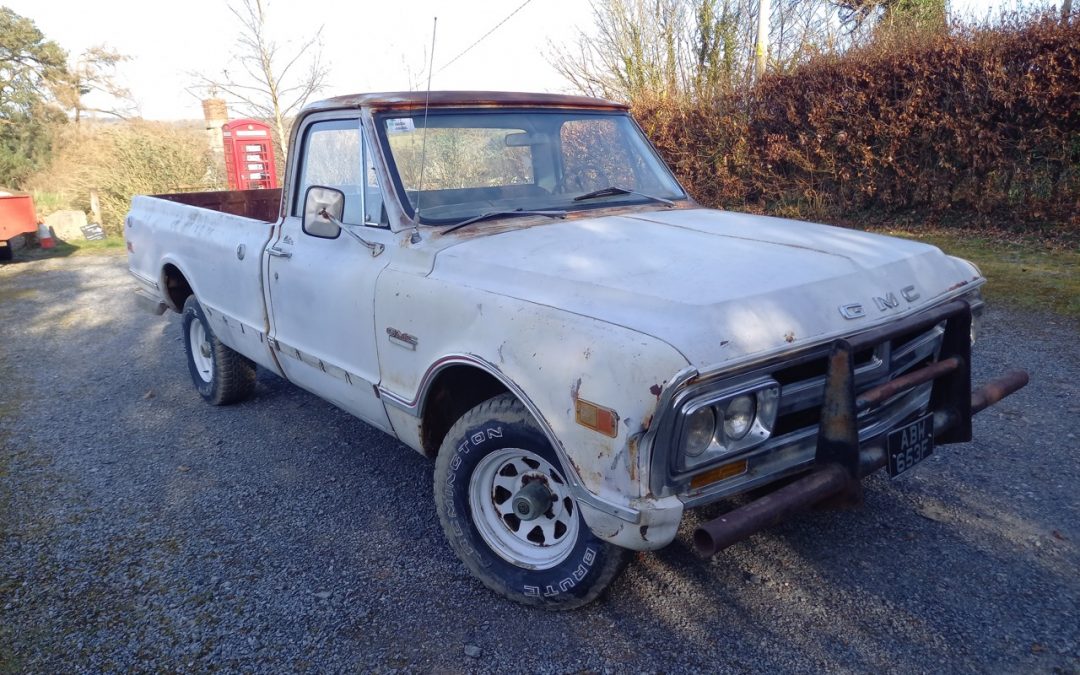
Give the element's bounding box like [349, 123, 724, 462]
[45, 210, 89, 241]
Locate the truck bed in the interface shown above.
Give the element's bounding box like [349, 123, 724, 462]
[152, 188, 282, 223]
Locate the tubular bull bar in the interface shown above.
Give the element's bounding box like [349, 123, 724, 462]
[693, 299, 1029, 557]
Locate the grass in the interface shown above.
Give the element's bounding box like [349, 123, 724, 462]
[17, 235, 125, 261]
[878, 228, 1079, 318]
[28, 190, 68, 216]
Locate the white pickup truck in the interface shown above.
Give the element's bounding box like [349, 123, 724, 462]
[127, 91, 1028, 609]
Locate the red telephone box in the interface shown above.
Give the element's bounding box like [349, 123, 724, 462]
[222, 119, 279, 190]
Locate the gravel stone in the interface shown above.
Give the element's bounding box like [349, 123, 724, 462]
[1, 252, 1078, 673]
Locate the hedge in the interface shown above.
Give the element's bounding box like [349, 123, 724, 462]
[634, 15, 1079, 240]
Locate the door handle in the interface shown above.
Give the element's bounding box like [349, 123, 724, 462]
[267, 246, 292, 259]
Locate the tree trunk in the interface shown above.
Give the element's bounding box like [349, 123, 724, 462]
[755, 0, 770, 78]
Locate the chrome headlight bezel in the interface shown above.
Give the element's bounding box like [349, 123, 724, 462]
[672, 377, 780, 473]
[961, 286, 985, 344]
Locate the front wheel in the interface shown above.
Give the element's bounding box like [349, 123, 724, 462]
[434, 393, 631, 609]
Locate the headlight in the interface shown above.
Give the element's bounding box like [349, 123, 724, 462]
[722, 395, 756, 440]
[684, 406, 716, 457]
[676, 379, 780, 471]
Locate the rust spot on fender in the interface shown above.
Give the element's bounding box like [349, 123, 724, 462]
[784, 331, 796, 343]
[627, 435, 639, 482]
[570, 377, 582, 401]
[565, 454, 585, 481]
[649, 384, 662, 398]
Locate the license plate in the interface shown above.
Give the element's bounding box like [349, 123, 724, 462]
[887, 414, 935, 477]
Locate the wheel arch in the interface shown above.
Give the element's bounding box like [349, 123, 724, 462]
[417, 361, 510, 457]
[161, 261, 194, 313]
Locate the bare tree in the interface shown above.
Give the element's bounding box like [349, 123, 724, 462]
[550, 0, 851, 102]
[549, 0, 689, 101]
[196, 0, 328, 160]
[832, 0, 946, 36]
[60, 45, 138, 123]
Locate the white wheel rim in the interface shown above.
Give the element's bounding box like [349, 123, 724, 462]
[189, 319, 213, 383]
[468, 447, 580, 570]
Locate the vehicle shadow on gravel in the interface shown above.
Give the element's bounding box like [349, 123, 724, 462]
[626, 456, 1078, 670]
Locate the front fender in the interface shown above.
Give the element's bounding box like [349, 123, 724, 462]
[375, 269, 690, 549]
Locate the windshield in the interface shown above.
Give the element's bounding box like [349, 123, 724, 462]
[376, 109, 686, 224]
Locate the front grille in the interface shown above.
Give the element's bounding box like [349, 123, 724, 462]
[668, 298, 978, 507]
[770, 322, 944, 443]
[772, 347, 876, 385]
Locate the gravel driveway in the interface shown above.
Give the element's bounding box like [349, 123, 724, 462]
[1, 252, 1077, 673]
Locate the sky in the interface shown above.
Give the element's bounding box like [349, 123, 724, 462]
[16, 0, 595, 120]
[13, 0, 1064, 121]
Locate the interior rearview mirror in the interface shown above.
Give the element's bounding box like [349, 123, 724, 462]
[505, 131, 547, 147]
[303, 186, 345, 238]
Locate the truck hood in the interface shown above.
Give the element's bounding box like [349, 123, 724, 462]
[430, 208, 980, 369]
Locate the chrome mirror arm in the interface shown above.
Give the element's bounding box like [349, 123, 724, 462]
[319, 208, 385, 257]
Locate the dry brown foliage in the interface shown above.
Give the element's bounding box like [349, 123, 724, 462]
[634, 14, 1079, 239]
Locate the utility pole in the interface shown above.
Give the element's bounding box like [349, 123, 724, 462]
[755, 0, 770, 79]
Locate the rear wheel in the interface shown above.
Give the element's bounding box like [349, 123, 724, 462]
[434, 393, 631, 609]
[181, 296, 256, 405]
[0, 243, 12, 262]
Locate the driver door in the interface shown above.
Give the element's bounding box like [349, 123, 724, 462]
[265, 115, 395, 432]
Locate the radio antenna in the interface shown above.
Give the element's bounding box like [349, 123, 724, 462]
[411, 16, 437, 245]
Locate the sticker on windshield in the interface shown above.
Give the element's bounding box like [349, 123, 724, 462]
[386, 118, 416, 134]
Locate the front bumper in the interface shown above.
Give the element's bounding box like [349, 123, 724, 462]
[692, 299, 1029, 556]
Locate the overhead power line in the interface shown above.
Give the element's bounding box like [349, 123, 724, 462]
[436, 0, 536, 74]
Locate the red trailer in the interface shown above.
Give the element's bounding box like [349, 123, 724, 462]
[0, 191, 38, 261]
[222, 119, 279, 191]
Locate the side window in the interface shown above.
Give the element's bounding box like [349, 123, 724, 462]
[294, 119, 363, 225]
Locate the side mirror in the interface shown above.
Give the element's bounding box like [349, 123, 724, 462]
[303, 186, 344, 238]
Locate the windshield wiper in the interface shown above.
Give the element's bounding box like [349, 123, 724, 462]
[572, 185, 675, 207]
[442, 209, 567, 234]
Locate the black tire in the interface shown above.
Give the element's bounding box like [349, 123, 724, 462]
[181, 295, 256, 405]
[0, 243, 12, 262]
[434, 393, 632, 610]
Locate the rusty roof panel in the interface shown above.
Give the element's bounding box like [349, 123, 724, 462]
[303, 91, 628, 113]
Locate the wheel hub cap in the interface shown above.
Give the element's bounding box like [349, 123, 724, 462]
[189, 320, 213, 383]
[468, 448, 580, 570]
[512, 480, 555, 521]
